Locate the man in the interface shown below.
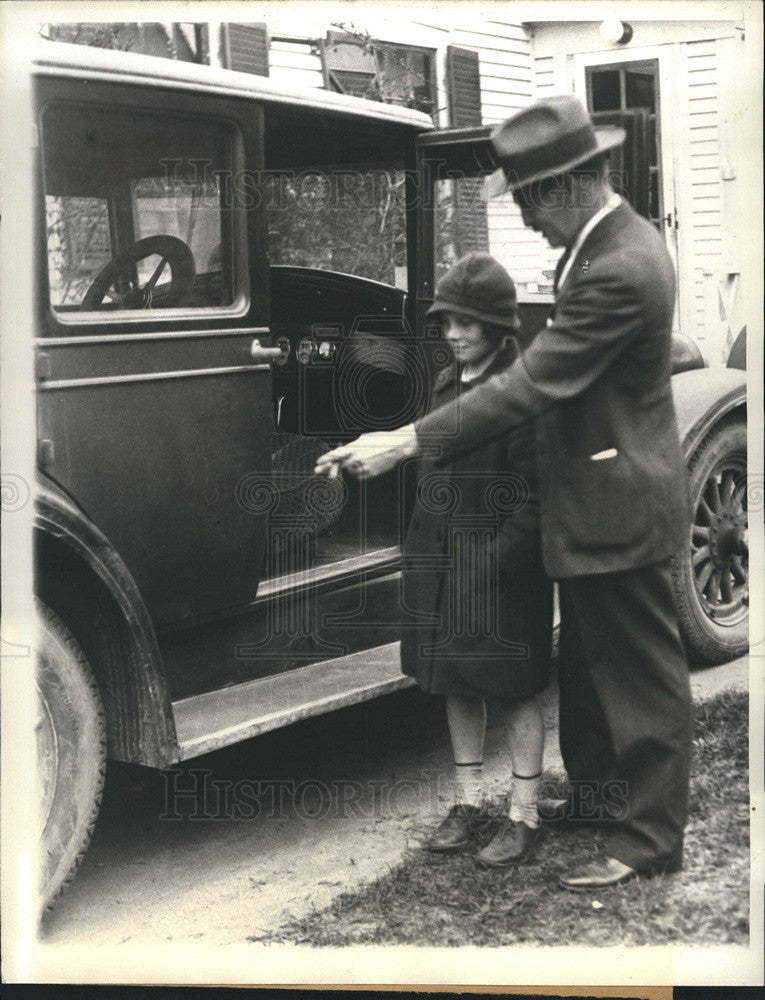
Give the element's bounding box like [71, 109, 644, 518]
[316, 95, 693, 890]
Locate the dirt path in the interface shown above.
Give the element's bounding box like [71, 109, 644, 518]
[39, 655, 747, 947]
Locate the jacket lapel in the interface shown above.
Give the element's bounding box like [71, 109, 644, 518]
[556, 201, 633, 299]
[553, 247, 572, 295]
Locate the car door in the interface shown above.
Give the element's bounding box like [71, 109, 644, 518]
[416, 127, 490, 329]
[416, 126, 552, 349]
[35, 76, 276, 629]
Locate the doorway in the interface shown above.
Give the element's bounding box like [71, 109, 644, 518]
[586, 60, 664, 230]
[575, 49, 684, 333]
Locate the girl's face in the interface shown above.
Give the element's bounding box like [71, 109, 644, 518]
[441, 312, 495, 365]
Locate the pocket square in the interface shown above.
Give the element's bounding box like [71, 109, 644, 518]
[590, 447, 618, 461]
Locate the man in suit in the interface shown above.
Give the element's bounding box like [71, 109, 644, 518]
[316, 95, 693, 889]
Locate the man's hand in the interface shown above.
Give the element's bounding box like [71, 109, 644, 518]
[314, 425, 418, 480]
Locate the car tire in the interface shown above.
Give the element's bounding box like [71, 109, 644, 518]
[36, 599, 106, 911]
[672, 416, 748, 664]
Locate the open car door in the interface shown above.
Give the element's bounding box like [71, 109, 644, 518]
[415, 126, 553, 348]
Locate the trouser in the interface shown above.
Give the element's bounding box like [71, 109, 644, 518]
[557, 558, 693, 872]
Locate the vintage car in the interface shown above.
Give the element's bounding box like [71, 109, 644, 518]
[29, 41, 747, 909]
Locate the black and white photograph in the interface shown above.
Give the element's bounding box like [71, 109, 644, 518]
[1, 0, 762, 987]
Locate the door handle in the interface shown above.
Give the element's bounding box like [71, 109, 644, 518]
[250, 339, 285, 364]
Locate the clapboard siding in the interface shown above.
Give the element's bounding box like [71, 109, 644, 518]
[474, 55, 537, 72]
[688, 70, 717, 87]
[685, 40, 717, 57]
[453, 43, 531, 62]
[688, 97, 719, 115]
[689, 139, 720, 155]
[486, 193, 560, 300]
[681, 38, 724, 350]
[481, 82, 535, 99]
[478, 65, 536, 83]
[482, 101, 528, 123]
[482, 50, 562, 299]
[687, 112, 719, 129]
[480, 22, 530, 42]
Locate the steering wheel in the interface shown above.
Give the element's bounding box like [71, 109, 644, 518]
[83, 235, 196, 309]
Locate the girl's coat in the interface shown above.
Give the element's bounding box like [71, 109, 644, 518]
[401, 342, 553, 699]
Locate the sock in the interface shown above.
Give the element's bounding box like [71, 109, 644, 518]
[509, 770, 541, 828]
[454, 761, 483, 808]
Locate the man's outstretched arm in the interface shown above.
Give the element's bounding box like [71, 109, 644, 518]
[316, 262, 651, 478]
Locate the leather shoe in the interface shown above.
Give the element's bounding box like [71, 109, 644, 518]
[476, 819, 541, 868]
[425, 804, 487, 852]
[559, 855, 637, 891]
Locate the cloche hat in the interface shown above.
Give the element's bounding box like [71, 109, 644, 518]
[486, 94, 625, 197]
[426, 253, 520, 331]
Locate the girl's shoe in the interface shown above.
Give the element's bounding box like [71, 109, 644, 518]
[476, 818, 541, 867]
[425, 804, 487, 852]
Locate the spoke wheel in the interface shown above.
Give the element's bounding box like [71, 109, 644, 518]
[672, 417, 748, 664]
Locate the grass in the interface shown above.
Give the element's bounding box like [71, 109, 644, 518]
[251, 689, 750, 947]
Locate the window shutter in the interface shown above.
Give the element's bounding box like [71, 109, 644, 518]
[222, 23, 269, 77]
[453, 179, 490, 257]
[446, 48, 487, 260]
[446, 46, 482, 127]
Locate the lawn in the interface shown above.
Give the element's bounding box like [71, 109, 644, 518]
[252, 689, 749, 947]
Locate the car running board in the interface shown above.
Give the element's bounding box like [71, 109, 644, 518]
[172, 641, 411, 760]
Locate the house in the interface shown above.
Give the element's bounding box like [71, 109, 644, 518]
[45, 4, 761, 364]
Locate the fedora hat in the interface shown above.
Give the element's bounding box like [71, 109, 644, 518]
[486, 95, 625, 197]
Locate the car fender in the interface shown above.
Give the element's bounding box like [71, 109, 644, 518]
[35, 474, 179, 767]
[671, 368, 747, 461]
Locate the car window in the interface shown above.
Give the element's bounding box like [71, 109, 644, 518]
[45, 195, 112, 308]
[131, 175, 224, 293]
[42, 103, 238, 318]
[264, 167, 408, 290]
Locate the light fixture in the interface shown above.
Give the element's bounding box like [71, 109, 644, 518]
[599, 19, 633, 45]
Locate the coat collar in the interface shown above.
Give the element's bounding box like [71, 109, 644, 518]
[433, 340, 518, 394]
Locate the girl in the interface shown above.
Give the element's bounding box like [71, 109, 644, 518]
[402, 253, 553, 866]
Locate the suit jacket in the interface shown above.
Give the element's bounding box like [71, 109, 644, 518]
[416, 201, 691, 578]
